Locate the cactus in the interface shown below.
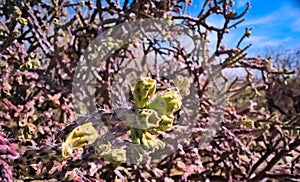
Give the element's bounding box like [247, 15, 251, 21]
[95, 141, 126, 164]
[13, 6, 22, 18]
[131, 127, 144, 145]
[157, 114, 174, 132]
[103, 149, 126, 164]
[16, 17, 28, 25]
[13, 77, 182, 171]
[135, 109, 160, 129]
[0, 132, 19, 182]
[62, 122, 98, 159]
[129, 77, 182, 163]
[174, 75, 191, 96]
[131, 127, 165, 150]
[0, 159, 13, 182]
[148, 88, 182, 116]
[133, 76, 156, 108]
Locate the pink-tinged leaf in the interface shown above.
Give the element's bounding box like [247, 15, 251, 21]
[49, 161, 63, 174]
[25, 100, 35, 109]
[0, 137, 10, 145]
[22, 71, 39, 79]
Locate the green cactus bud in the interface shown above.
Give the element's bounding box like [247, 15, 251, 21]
[103, 149, 126, 163]
[31, 60, 41, 67]
[131, 127, 143, 144]
[13, 6, 22, 18]
[96, 142, 111, 156]
[135, 109, 160, 129]
[53, 18, 60, 26]
[12, 31, 19, 39]
[174, 75, 191, 96]
[141, 135, 149, 148]
[136, 137, 141, 144]
[239, 117, 254, 128]
[159, 114, 174, 130]
[144, 131, 152, 139]
[147, 139, 155, 148]
[245, 28, 251, 38]
[65, 122, 98, 148]
[133, 77, 156, 108]
[17, 17, 28, 25]
[148, 88, 182, 115]
[62, 142, 73, 159]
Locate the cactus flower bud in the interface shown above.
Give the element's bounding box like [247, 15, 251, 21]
[103, 149, 126, 163]
[52, 18, 60, 26]
[65, 122, 98, 148]
[148, 88, 182, 115]
[13, 6, 22, 18]
[17, 17, 28, 25]
[245, 28, 251, 38]
[174, 75, 191, 96]
[158, 114, 174, 131]
[135, 109, 160, 129]
[62, 142, 73, 159]
[133, 77, 156, 108]
[27, 123, 36, 135]
[131, 127, 143, 144]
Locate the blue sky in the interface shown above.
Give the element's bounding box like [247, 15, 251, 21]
[187, 0, 300, 56]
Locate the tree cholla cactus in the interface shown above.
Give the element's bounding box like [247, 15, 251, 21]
[10, 76, 182, 177]
[62, 76, 182, 164]
[148, 88, 182, 116]
[62, 122, 98, 159]
[0, 160, 12, 182]
[133, 76, 157, 108]
[174, 75, 191, 96]
[0, 132, 19, 182]
[129, 77, 182, 162]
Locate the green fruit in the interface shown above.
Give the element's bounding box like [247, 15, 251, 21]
[131, 128, 143, 144]
[17, 17, 28, 25]
[133, 77, 156, 108]
[174, 75, 191, 96]
[158, 114, 174, 131]
[103, 149, 126, 163]
[135, 109, 160, 129]
[65, 122, 98, 148]
[13, 6, 22, 18]
[148, 88, 182, 115]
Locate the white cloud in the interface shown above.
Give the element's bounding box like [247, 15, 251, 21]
[241, 14, 274, 27]
[292, 17, 300, 32]
[242, 3, 300, 28]
[236, 0, 249, 8]
[189, 1, 300, 56]
[247, 36, 292, 48]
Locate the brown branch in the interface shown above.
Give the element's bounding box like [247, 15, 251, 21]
[249, 138, 300, 181]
